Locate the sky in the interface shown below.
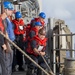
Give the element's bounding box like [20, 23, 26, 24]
[42, 0, 75, 33]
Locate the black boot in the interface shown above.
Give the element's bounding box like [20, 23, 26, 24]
[26, 68, 33, 75]
[37, 68, 46, 75]
[37, 68, 41, 75]
[26, 68, 37, 75]
[18, 67, 24, 71]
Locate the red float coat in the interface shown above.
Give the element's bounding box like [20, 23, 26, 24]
[12, 19, 25, 35]
[26, 35, 47, 56]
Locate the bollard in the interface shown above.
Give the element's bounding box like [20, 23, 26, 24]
[64, 58, 75, 75]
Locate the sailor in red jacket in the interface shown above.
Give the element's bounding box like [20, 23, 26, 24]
[30, 12, 46, 27]
[12, 11, 26, 71]
[12, 12, 25, 35]
[26, 28, 47, 75]
[25, 22, 42, 53]
[29, 22, 43, 39]
[25, 22, 43, 48]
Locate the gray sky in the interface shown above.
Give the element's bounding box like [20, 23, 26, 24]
[42, 0, 75, 33]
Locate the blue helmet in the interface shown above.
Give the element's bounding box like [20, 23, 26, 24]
[39, 12, 46, 19]
[35, 22, 42, 26]
[15, 11, 22, 18]
[3, 1, 14, 10]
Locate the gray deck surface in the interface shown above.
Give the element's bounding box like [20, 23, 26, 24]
[12, 71, 26, 75]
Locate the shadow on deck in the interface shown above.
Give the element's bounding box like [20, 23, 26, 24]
[12, 71, 26, 75]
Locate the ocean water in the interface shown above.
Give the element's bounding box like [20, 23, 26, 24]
[66, 51, 70, 58]
[66, 51, 75, 58]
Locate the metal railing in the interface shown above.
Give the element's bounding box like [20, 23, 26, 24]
[53, 33, 75, 75]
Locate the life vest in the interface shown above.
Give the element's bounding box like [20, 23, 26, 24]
[12, 19, 25, 35]
[26, 18, 45, 40]
[30, 27, 39, 36]
[27, 27, 39, 42]
[31, 18, 45, 27]
[26, 24, 31, 38]
[26, 35, 47, 56]
[0, 18, 4, 32]
[26, 24, 38, 39]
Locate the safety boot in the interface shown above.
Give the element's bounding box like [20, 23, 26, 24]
[26, 68, 37, 75]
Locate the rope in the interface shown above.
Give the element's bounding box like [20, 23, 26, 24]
[0, 31, 50, 75]
[41, 55, 55, 75]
